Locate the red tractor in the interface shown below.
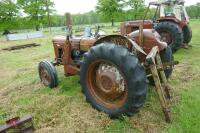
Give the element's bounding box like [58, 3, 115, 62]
[38, 14, 178, 122]
[121, 0, 192, 52]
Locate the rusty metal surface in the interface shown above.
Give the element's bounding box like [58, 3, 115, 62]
[39, 67, 51, 86]
[128, 29, 167, 54]
[53, 35, 97, 52]
[127, 38, 147, 55]
[87, 60, 128, 109]
[120, 20, 153, 36]
[53, 38, 79, 76]
[0, 115, 34, 133]
[146, 46, 159, 64]
[139, 21, 144, 46]
[80, 38, 96, 51]
[94, 35, 132, 49]
[94, 35, 147, 56]
[66, 13, 72, 38]
[64, 65, 80, 76]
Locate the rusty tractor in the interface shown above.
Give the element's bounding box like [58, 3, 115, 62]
[38, 13, 178, 122]
[121, 0, 192, 52]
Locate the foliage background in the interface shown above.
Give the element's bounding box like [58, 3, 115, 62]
[0, 0, 199, 31]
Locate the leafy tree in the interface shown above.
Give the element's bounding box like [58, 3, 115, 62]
[186, 3, 200, 19]
[0, 0, 19, 21]
[195, 3, 200, 19]
[17, 0, 55, 29]
[72, 11, 101, 25]
[124, 0, 145, 19]
[96, 0, 123, 26]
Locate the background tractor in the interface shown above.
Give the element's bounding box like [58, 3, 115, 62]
[121, 0, 192, 52]
[38, 14, 178, 122]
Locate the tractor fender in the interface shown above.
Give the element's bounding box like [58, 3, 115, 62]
[94, 35, 147, 55]
[157, 18, 180, 24]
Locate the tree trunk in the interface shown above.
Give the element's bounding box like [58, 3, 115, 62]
[46, 0, 51, 33]
[111, 18, 114, 27]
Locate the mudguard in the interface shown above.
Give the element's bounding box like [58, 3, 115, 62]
[94, 35, 147, 55]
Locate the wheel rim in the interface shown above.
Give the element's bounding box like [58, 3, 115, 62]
[160, 31, 173, 45]
[86, 59, 128, 109]
[39, 67, 51, 86]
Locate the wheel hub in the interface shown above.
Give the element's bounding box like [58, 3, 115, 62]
[40, 68, 50, 86]
[87, 60, 128, 109]
[100, 75, 113, 91]
[160, 32, 172, 44]
[96, 64, 125, 100]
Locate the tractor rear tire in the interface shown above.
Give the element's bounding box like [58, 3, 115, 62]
[38, 60, 58, 88]
[183, 24, 192, 44]
[149, 47, 174, 85]
[80, 43, 148, 118]
[154, 21, 183, 52]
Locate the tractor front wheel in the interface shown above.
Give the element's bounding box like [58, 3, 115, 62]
[38, 60, 58, 88]
[80, 43, 148, 118]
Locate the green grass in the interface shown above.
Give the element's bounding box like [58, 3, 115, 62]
[0, 20, 200, 132]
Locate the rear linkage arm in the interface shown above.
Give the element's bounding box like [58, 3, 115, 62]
[145, 46, 172, 123]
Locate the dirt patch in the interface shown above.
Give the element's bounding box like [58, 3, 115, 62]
[172, 63, 200, 82]
[130, 110, 164, 133]
[2, 43, 40, 51]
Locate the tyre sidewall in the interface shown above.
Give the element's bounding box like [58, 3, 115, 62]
[80, 44, 147, 117]
[160, 47, 174, 78]
[183, 24, 192, 43]
[39, 60, 58, 88]
[154, 21, 183, 52]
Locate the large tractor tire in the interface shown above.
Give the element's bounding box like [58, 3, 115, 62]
[80, 43, 148, 118]
[182, 24, 192, 44]
[149, 47, 174, 85]
[160, 46, 174, 78]
[38, 60, 58, 88]
[154, 21, 183, 52]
